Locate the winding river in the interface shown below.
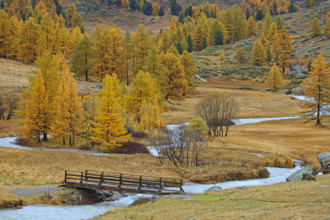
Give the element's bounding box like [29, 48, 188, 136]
[0, 115, 304, 220]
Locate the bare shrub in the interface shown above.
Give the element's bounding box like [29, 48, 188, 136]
[196, 91, 238, 140]
[150, 126, 207, 166]
[0, 93, 20, 120]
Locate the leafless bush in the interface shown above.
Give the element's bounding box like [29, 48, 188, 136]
[196, 91, 238, 139]
[0, 93, 20, 120]
[150, 126, 207, 166]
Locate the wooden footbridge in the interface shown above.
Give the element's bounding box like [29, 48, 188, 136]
[63, 170, 185, 195]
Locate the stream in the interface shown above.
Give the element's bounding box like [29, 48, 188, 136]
[0, 115, 304, 220]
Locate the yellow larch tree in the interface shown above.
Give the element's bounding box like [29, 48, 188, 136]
[139, 101, 166, 131]
[139, 0, 144, 11]
[146, 45, 167, 97]
[181, 50, 197, 93]
[92, 25, 112, 81]
[266, 64, 282, 89]
[7, 16, 21, 59]
[310, 18, 321, 37]
[92, 74, 130, 149]
[18, 17, 39, 63]
[157, 30, 170, 53]
[218, 52, 226, 65]
[277, 27, 293, 73]
[127, 71, 159, 121]
[0, 11, 11, 58]
[68, 26, 83, 55]
[235, 48, 247, 65]
[271, 33, 280, 62]
[131, 24, 150, 73]
[23, 72, 49, 143]
[122, 0, 129, 8]
[260, 31, 269, 47]
[302, 55, 330, 126]
[53, 25, 70, 59]
[36, 12, 55, 56]
[33, 0, 48, 19]
[81, 91, 97, 147]
[109, 26, 123, 76]
[121, 30, 132, 85]
[247, 17, 257, 37]
[267, 22, 278, 43]
[161, 53, 188, 100]
[207, 20, 221, 46]
[35, 51, 61, 140]
[152, 2, 160, 16]
[52, 70, 84, 146]
[263, 11, 272, 36]
[168, 18, 177, 34]
[250, 39, 266, 66]
[193, 23, 205, 51]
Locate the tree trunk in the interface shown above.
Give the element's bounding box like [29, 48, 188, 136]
[85, 69, 88, 81]
[43, 132, 48, 141]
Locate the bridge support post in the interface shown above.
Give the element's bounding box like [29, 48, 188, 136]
[64, 170, 67, 183]
[137, 176, 142, 191]
[180, 179, 185, 193]
[99, 172, 103, 186]
[118, 174, 122, 189]
[158, 177, 162, 192]
[79, 172, 83, 184]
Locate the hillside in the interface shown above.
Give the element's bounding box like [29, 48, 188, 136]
[61, 0, 238, 32]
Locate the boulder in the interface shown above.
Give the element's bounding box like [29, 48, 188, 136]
[318, 152, 330, 174]
[204, 186, 222, 193]
[289, 64, 308, 74]
[242, 39, 252, 45]
[286, 165, 318, 182]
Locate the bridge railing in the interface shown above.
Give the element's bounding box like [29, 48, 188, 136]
[64, 170, 184, 193]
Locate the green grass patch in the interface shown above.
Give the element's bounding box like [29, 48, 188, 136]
[193, 195, 220, 200]
[239, 86, 253, 90]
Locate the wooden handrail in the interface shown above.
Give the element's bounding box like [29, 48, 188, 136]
[64, 170, 185, 194]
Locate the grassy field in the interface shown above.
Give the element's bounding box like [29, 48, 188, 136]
[163, 86, 303, 124]
[94, 175, 330, 220]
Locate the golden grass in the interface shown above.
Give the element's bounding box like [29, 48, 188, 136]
[209, 118, 330, 169]
[94, 175, 330, 220]
[0, 147, 180, 185]
[0, 119, 21, 138]
[0, 58, 37, 93]
[0, 185, 23, 209]
[163, 86, 303, 124]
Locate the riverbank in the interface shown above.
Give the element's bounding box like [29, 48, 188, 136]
[94, 175, 330, 220]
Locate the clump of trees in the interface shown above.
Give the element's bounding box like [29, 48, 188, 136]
[196, 91, 238, 139]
